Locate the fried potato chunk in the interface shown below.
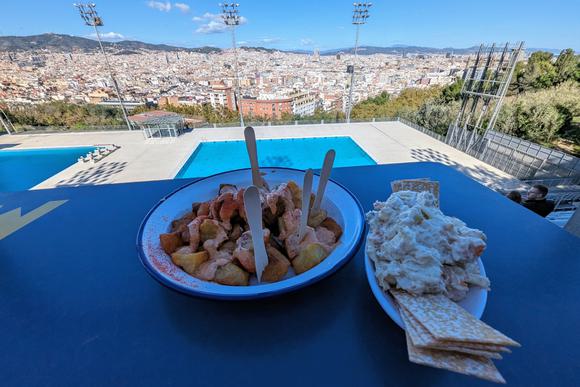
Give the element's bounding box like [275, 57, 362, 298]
[171, 249, 209, 275]
[160, 232, 183, 255]
[286, 180, 302, 208]
[308, 208, 328, 228]
[215, 263, 249, 286]
[320, 217, 343, 240]
[262, 246, 290, 283]
[292, 242, 329, 274]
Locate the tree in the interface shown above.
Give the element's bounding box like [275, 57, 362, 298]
[554, 48, 578, 84]
[414, 101, 459, 135]
[496, 81, 580, 144]
[521, 51, 557, 91]
[439, 79, 463, 103]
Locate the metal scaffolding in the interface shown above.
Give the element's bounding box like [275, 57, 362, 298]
[0, 107, 15, 135]
[446, 42, 524, 152]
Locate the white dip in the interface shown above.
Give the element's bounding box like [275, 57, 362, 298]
[366, 190, 490, 301]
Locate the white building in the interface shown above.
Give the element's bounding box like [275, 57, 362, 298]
[290, 91, 318, 117]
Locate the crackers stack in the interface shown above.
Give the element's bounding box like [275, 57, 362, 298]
[392, 290, 520, 384]
[391, 178, 440, 206]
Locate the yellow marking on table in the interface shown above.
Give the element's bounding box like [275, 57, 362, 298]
[0, 200, 68, 240]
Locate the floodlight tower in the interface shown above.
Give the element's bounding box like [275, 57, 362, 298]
[221, 2, 245, 128]
[74, 3, 133, 131]
[346, 2, 371, 124]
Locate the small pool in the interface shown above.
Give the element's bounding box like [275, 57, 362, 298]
[176, 136, 376, 178]
[0, 146, 95, 191]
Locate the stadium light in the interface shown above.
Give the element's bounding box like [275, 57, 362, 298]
[74, 3, 133, 131]
[346, 2, 372, 124]
[220, 2, 245, 128]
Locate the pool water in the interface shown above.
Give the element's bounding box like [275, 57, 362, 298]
[0, 146, 95, 191]
[176, 136, 376, 178]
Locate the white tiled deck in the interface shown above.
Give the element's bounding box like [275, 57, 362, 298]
[0, 122, 523, 191]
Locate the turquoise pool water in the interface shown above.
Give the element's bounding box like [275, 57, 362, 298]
[0, 146, 95, 191]
[176, 136, 376, 178]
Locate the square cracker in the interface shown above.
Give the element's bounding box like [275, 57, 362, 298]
[390, 179, 440, 206]
[405, 333, 506, 384]
[400, 307, 503, 359]
[392, 291, 520, 347]
[399, 303, 511, 353]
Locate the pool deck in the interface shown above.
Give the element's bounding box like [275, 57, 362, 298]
[0, 122, 523, 191]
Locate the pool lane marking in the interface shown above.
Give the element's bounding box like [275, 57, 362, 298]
[0, 200, 68, 240]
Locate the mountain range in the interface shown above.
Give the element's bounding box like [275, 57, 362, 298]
[0, 33, 220, 54]
[0, 33, 566, 56]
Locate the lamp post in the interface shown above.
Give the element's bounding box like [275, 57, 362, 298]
[346, 2, 371, 124]
[74, 3, 133, 131]
[221, 2, 245, 128]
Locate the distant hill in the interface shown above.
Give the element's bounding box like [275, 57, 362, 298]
[0, 33, 221, 54]
[321, 45, 481, 56]
[323, 45, 566, 56]
[0, 33, 567, 56]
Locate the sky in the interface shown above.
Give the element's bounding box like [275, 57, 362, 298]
[0, 0, 578, 51]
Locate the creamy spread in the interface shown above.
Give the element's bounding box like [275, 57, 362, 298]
[366, 190, 490, 301]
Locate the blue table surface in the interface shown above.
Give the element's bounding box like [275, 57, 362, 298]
[1, 162, 579, 387]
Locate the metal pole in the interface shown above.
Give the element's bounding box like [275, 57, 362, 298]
[346, 24, 360, 124]
[230, 26, 245, 128]
[93, 26, 133, 131]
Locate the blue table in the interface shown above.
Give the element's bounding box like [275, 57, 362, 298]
[1, 162, 579, 386]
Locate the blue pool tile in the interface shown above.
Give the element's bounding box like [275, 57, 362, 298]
[0, 147, 95, 191]
[176, 137, 376, 178]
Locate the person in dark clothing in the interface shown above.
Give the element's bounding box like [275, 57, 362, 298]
[523, 185, 555, 217]
[506, 191, 522, 204]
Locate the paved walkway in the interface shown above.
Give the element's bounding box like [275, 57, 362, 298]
[0, 122, 523, 191]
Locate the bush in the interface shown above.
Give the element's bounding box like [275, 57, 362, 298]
[497, 81, 580, 143]
[414, 101, 459, 136]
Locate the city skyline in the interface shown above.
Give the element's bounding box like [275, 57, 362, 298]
[0, 0, 578, 51]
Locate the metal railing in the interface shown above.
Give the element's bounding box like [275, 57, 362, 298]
[470, 130, 580, 184]
[397, 117, 446, 142]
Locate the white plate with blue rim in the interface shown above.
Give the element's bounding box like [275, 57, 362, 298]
[364, 235, 488, 329]
[137, 167, 365, 300]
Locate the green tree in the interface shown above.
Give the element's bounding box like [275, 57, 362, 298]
[521, 51, 557, 90]
[439, 79, 464, 103]
[497, 81, 580, 144]
[554, 48, 578, 84]
[414, 101, 459, 135]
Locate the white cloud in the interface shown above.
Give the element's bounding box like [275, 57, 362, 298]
[89, 32, 125, 41]
[193, 12, 247, 34]
[147, 1, 172, 12]
[237, 40, 248, 45]
[260, 37, 281, 44]
[174, 3, 190, 13]
[301, 38, 314, 46]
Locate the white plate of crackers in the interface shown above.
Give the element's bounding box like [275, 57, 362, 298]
[364, 179, 520, 384]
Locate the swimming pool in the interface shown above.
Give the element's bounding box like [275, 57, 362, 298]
[0, 146, 95, 191]
[176, 136, 376, 178]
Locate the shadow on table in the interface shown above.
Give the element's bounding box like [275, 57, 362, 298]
[351, 264, 443, 386]
[410, 148, 523, 191]
[56, 161, 128, 187]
